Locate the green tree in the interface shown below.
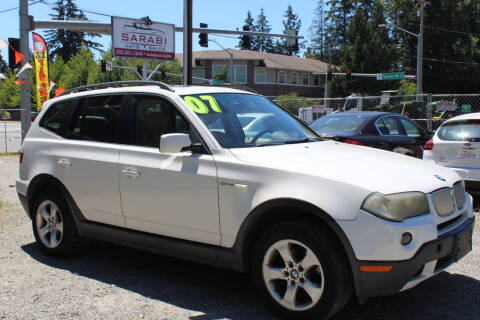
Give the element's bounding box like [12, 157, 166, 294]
[238, 11, 255, 50]
[45, 0, 102, 61]
[306, 0, 327, 60]
[253, 8, 274, 53]
[279, 5, 302, 56]
[0, 73, 21, 109]
[58, 47, 99, 88]
[213, 66, 230, 82]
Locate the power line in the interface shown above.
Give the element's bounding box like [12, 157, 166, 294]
[0, 0, 45, 14]
[423, 57, 480, 66]
[424, 25, 480, 37]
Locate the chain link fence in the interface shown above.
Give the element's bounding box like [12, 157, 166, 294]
[273, 94, 480, 132]
[0, 109, 24, 155]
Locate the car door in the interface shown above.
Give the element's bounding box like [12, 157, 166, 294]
[52, 95, 125, 227]
[397, 116, 427, 156]
[117, 94, 220, 245]
[375, 116, 412, 153]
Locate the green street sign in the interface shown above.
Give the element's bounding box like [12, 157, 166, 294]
[462, 104, 471, 113]
[377, 72, 405, 80]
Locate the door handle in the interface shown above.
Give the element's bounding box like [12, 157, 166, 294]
[121, 169, 141, 178]
[57, 159, 71, 168]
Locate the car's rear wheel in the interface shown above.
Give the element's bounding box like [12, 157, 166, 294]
[32, 191, 79, 256]
[252, 221, 352, 319]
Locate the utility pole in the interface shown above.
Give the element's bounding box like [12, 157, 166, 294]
[183, 0, 192, 85]
[416, 0, 424, 102]
[19, 0, 31, 141]
[324, 46, 331, 108]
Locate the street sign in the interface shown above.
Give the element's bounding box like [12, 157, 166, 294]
[376, 72, 405, 80]
[437, 101, 456, 111]
[112, 17, 175, 60]
[105, 61, 113, 72]
[311, 105, 325, 113]
[462, 104, 471, 113]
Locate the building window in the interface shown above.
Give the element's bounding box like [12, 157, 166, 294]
[192, 69, 205, 83]
[212, 65, 247, 83]
[314, 74, 321, 86]
[255, 69, 267, 83]
[303, 73, 309, 85]
[278, 71, 286, 84]
[291, 72, 298, 85]
[235, 65, 247, 83]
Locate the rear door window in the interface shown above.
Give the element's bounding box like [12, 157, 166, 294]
[65, 95, 122, 143]
[39, 101, 74, 135]
[376, 116, 405, 136]
[438, 120, 480, 141]
[399, 117, 421, 138]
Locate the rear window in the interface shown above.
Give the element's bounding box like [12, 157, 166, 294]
[39, 101, 73, 135]
[438, 120, 480, 141]
[310, 115, 368, 134]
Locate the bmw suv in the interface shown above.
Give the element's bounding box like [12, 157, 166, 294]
[17, 81, 475, 319]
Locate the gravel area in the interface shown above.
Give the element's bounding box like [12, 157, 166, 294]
[0, 155, 479, 319]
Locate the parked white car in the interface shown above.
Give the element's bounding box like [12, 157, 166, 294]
[17, 81, 475, 319]
[423, 113, 480, 207]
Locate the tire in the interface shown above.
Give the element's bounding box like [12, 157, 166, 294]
[252, 221, 352, 320]
[32, 190, 79, 257]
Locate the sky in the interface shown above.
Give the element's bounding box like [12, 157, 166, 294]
[0, 0, 317, 64]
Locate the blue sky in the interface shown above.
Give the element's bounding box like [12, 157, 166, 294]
[0, 0, 317, 63]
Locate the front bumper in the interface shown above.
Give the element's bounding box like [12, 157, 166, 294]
[355, 215, 475, 299]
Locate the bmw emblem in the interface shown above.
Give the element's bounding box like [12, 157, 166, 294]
[435, 175, 446, 181]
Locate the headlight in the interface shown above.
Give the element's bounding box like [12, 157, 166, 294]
[361, 192, 430, 222]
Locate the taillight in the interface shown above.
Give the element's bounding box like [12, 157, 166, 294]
[424, 139, 434, 150]
[344, 139, 364, 146]
[19, 151, 24, 164]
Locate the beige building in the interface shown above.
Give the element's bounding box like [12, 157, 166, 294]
[176, 50, 329, 97]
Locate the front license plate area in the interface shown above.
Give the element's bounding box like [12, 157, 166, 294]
[455, 226, 473, 261]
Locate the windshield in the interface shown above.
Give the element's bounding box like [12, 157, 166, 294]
[310, 114, 368, 134]
[181, 93, 319, 148]
[438, 120, 480, 141]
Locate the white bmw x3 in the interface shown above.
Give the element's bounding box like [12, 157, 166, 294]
[17, 81, 474, 319]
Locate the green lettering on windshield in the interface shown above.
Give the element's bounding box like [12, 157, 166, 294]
[184, 96, 209, 114]
[200, 95, 222, 113]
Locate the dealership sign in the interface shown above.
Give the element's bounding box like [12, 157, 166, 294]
[112, 17, 175, 60]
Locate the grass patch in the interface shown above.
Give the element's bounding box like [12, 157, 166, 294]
[0, 153, 19, 157]
[0, 200, 3, 208]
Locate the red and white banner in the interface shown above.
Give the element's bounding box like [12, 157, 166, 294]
[112, 17, 175, 60]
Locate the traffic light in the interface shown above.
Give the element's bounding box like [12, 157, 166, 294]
[8, 38, 20, 70]
[199, 23, 208, 48]
[346, 69, 352, 82]
[100, 60, 107, 73]
[327, 69, 333, 82]
[137, 65, 143, 75]
[241, 25, 251, 50]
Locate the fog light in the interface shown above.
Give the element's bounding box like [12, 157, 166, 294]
[401, 232, 413, 245]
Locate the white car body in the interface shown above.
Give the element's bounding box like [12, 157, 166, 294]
[423, 112, 480, 196]
[17, 84, 475, 311]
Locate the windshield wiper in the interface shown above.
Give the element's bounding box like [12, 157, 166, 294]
[284, 138, 316, 144]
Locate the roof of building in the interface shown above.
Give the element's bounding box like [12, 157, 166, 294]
[176, 49, 330, 73]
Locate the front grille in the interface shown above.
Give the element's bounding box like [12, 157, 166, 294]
[453, 182, 466, 210]
[432, 188, 455, 217]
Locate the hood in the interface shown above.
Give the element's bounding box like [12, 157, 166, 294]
[229, 140, 461, 195]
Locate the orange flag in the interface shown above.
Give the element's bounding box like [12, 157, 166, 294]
[15, 80, 26, 85]
[14, 50, 25, 64]
[54, 87, 66, 97]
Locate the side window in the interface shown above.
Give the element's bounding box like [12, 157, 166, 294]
[399, 118, 421, 137]
[65, 95, 122, 143]
[132, 95, 192, 148]
[376, 117, 403, 136]
[39, 101, 73, 135]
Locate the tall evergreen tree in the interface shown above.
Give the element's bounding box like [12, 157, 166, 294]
[253, 8, 274, 53]
[279, 5, 302, 56]
[307, 0, 327, 59]
[45, 0, 101, 61]
[238, 11, 255, 50]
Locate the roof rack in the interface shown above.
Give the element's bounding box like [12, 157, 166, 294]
[193, 84, 260, 95]
[59, 80, 175, 96]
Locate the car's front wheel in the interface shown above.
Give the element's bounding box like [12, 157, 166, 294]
[252, 221, 352, 319]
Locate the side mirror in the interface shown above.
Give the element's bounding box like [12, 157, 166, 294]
[160, 133, 191, 153]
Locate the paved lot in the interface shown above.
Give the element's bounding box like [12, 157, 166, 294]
[0, 155, 479, 319]
[0, 122, 22, 154]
